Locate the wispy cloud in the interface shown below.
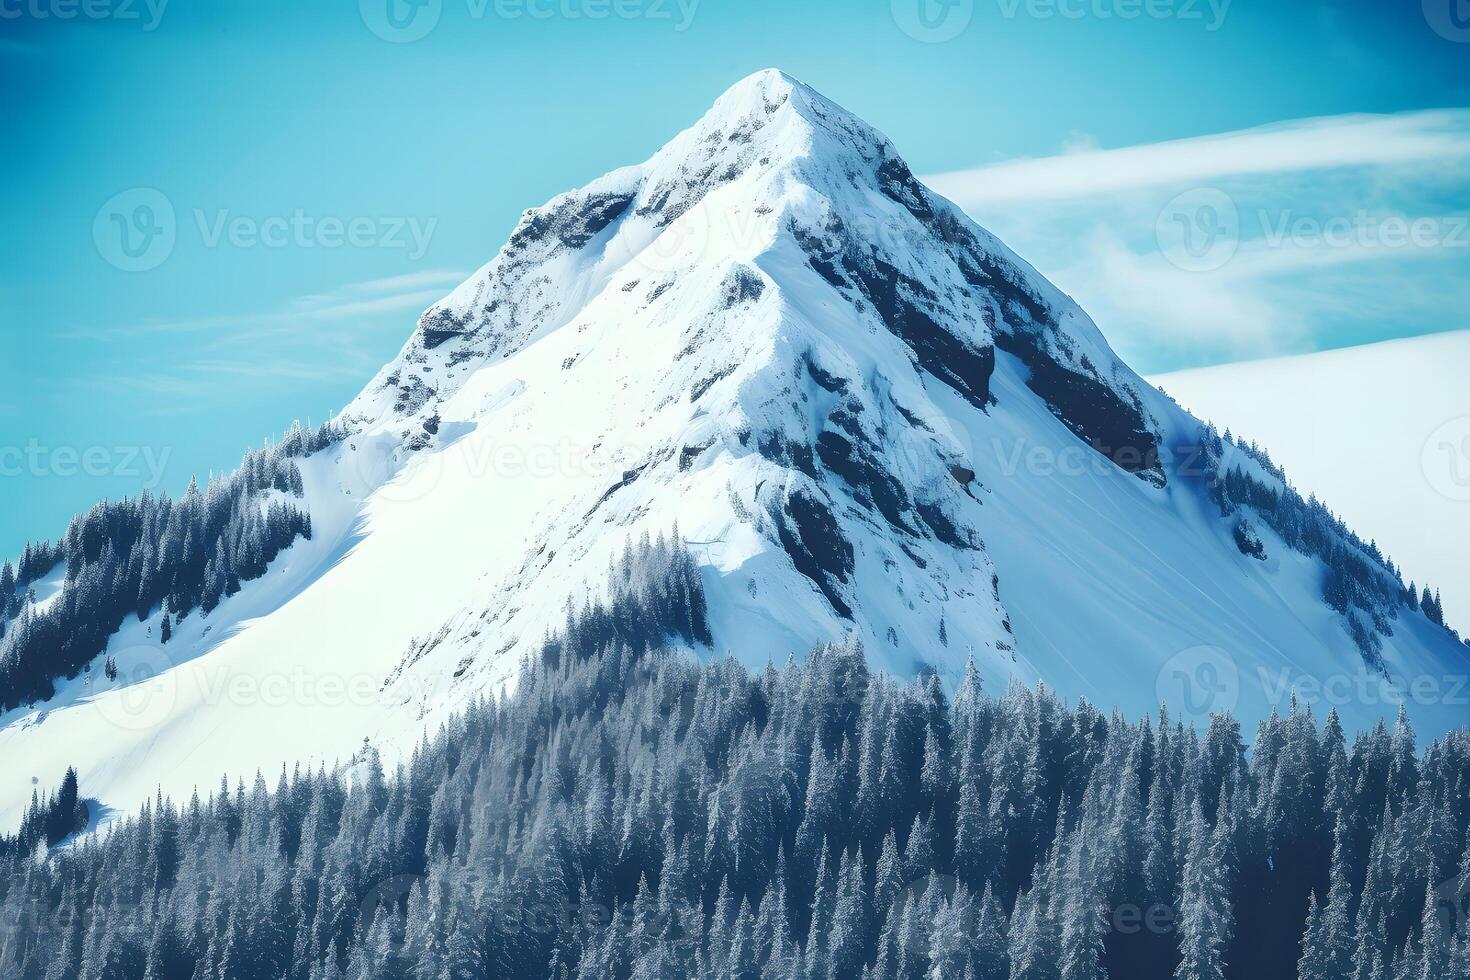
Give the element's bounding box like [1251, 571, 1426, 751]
[59, 269, 466, 342]
[923, 109, 1470, 207]
[920, 110, 1470, 371]
[62, 269, 469, 406]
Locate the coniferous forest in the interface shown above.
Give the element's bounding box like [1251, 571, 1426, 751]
[0, 767, 87, 863]
[10, 22, 1470, 980]
[0, 422, 339, 713]
[1189, 424, 1463, 665]
[1, 551, 1467, 980]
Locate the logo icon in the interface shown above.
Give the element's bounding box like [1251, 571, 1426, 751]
[892, 0, 974, 43]
[360, 0, 441, 42]
[1156, 645, 1240, 723]
[345, 432, 447, 506]
[93, 188, 176, 272]
[1422, 416, 1470, 502]
[629, 201, 712, 277]
[1156, 188, 1239, 272]
[359, 874, 422, 937]
[1424, 0, 1470, 42]
[1437, 873, 1469, 935]
[94, 645, 179, 732]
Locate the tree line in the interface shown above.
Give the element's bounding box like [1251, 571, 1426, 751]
[1194, 424, 1463, 664]
[0, 767, 87, 861]
[0, 548, 1466, 979]
[0, 421, 340, 713]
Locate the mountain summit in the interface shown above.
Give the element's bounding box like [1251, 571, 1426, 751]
[2, 71, 1464, 831]
[337, 67, 1166, 694]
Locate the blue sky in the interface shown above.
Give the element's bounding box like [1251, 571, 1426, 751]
[1, 0, 1468, 558]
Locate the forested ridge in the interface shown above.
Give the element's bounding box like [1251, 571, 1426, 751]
[0, 422, 340, 713]
[1, 554, 1467, 980]
[1191, 423, 1461, 663]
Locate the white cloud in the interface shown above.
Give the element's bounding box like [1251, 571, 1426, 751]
[922, 109, 1470, 207]
[1059, 130, 1100, 155]
[920, 110, 1470, 371]
[291, 268, 468, 307]
[1046, 228, 1298, 364]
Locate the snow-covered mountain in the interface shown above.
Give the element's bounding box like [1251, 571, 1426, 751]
[1153, 330, 1470, 637]
[2, 70, 1466, 833]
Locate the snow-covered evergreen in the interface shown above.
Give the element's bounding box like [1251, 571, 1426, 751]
[2, 618, 1468, 980]
[0, 422, 338, 712]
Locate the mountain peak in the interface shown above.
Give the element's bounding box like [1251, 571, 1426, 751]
[645, 67, 901, 188]
[693, 68, 838, 136]
[5, 72, 1467, 842]
[327, 75, 1458, 748]
[708, 67, 802, 110]
[343, 69, 938, 428]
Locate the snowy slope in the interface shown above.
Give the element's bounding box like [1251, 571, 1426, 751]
[3, 70, 1467, 834]
[1153, 330, 1470, 635]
